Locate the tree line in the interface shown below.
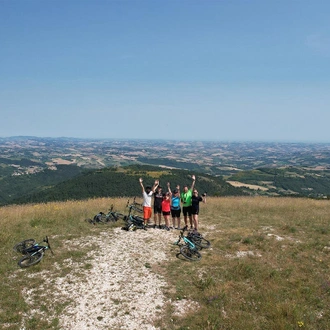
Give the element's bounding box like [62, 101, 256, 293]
[8, 165, 247, 205]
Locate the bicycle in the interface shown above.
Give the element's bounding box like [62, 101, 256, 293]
[85, 205, 126, 225]
[127, 197, 143, 213]
[105, 204, 126, 222]
[174, 226, 202, 261]
[13, 236, 54, 268]
[186, 230, 211, 250]
[122, 198, 145, 230]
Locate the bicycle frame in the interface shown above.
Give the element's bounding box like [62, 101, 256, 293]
[105, 204, 125, 222]
[176, 230, 198, 251]
[183, 236, 197, 250]
[24, 236, 53, 255]
[126, 197, 143, 214]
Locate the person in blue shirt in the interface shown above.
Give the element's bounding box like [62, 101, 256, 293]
[167, 182, 181, 229]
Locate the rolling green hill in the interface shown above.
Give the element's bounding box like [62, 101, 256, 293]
[9, 165, 247, 205]
[227, 166, 330, 198]
[0, 165, 85, 205]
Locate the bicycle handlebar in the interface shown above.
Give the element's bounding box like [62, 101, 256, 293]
[43, 236, 54, 255]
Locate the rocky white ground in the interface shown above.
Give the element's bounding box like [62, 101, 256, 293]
[19, 227, 199, 329]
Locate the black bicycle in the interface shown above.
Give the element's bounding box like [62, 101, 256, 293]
[14, 236, 53, 268]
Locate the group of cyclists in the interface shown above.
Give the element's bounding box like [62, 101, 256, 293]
[138, 175, 206, 231]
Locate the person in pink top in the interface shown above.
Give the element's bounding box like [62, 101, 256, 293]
[162, 191, 172, 231]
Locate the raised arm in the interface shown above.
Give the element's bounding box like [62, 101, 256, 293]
[139, 177, 145, 193]
[190, 175, 196, 191]
[152, 179, 159, 193]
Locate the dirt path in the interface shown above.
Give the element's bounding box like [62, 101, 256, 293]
[20, 227, 194, 329]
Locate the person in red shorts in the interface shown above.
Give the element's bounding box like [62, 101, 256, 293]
[162, 191, 172, 230]
[139, 177, 159, 230]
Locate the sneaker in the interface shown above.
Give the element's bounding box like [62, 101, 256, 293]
[164, 226, 170, 231]
[143, 225, 148, 231]
[153, 224, 156, 229]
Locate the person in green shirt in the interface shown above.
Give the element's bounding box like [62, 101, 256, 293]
[180, 174, 196, 229]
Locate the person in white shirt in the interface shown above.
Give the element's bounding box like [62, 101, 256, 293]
[139, 178, 159, 229]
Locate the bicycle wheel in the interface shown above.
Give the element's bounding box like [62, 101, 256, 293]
[131, 215, 144, 228]
[105, 213, 117, 222]
[18, 251, 44, 268]
[191, 237, 211, 249]
[180, 246, 201, 261]
[13, 239, 36, 254]
[100, 214, 107, 223]
[114, 212, 126, 221]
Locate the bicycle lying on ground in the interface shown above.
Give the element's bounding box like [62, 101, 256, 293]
[186, 229, 211, 250]
[174, 226, 202, 261]
[13, 236, 54, 268]
[85, 204, 126, 225]
[122, 198, 145, 231]
[105, 204, 126, 222]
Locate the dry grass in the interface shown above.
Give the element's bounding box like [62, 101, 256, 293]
[1, 196, 330, 329]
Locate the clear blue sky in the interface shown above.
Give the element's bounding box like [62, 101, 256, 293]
[1, 0, 329, 142]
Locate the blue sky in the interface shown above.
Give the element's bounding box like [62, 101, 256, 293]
[1, 0, 329, 142]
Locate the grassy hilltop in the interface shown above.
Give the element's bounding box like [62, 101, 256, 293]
[1, 196, 330, 329]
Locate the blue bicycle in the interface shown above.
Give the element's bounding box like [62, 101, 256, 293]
[14, 236, 53, 268]
[174, 226, 202, 261]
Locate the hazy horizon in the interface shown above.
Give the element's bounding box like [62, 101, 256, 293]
[1, 135, 330, 145]
[1, 1, 330, 142]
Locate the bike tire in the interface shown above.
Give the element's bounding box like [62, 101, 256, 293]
[114, 213, 126, 221]
[106, 213, 117, 222]
[13, 239, 36, 254]
[180, 246, 202, 261]
[18, 251, 44, 268]
[191, 237, 211, 249]
[130, 215, 144, 228]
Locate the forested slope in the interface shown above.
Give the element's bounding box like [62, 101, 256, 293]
[10, 165, 247, 205]
[0, 165, 84, 205]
